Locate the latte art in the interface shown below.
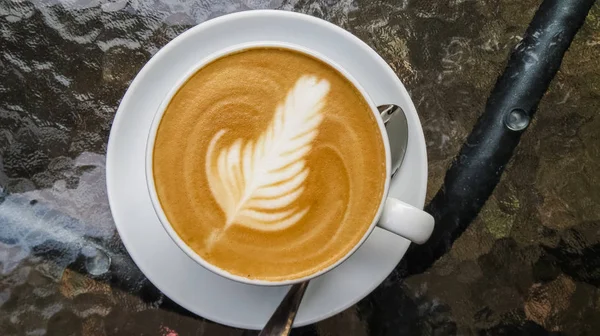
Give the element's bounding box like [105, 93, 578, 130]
[206, 76, 330, 234]
[152, 47, 386, 281]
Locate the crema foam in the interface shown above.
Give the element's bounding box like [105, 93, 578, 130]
[152, 47, 386, 281]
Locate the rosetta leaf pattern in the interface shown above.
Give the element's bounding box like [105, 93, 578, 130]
[206, 76, 330, 231]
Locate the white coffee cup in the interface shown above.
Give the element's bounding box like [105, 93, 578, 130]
[145, 41, 435, 286]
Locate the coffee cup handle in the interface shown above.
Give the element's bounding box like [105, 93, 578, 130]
[377, 198, 435, 244]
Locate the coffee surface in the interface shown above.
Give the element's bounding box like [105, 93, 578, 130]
[153, 47, 386, 281]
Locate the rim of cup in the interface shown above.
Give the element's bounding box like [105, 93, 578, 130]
[145, 41, 393, 286]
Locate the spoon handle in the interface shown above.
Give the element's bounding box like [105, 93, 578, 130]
[258, 281, 309, 336]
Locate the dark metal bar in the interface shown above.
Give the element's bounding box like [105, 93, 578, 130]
[402, 0, 596, 276]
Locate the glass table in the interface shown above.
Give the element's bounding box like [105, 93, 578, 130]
[1, 1, 599, 335]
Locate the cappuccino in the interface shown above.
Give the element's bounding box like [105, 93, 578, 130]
[152, 47, 386, 281]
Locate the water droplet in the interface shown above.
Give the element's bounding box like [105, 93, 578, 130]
[81, 246, 110, 276]
[505, 108, 530, 131]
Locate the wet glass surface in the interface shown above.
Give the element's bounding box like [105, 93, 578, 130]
[1, 0, 599, 335]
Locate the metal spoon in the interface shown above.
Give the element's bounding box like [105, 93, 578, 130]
[378, 104, 409, 178]
[258, 104, 409, 336]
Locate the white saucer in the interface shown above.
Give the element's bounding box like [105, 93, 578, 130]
[106, 10, 427, 330]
